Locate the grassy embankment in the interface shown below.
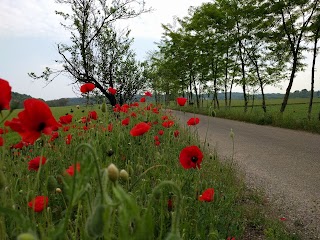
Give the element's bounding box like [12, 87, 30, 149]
[0, 103, 299, 239]
[169, 98, 320, 133]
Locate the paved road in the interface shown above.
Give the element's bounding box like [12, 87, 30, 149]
[171, 110, 320, 239]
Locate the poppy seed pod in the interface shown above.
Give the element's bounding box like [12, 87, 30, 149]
[17, 233, 38, 240]
[119, 169, 129, 181]
[107, 163, 119, 182]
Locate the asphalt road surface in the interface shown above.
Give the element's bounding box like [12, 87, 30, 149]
[171, 110, 320, 239]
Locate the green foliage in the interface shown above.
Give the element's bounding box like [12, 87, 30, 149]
[0, 104, 298, 239]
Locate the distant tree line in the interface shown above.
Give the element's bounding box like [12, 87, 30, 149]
[145, 0, 320, 119]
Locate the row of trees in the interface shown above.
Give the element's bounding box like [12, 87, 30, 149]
[29, 0, 150, 106]
[146, 0, 320, 117]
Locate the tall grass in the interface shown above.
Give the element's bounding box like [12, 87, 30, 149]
[0, 102, 298, 239]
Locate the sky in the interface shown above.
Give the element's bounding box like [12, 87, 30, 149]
[0, 0, 319, 101]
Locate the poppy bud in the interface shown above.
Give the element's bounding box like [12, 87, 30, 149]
[107, 163, 119, 182]
[119, 169, 129, 181]
[101, 102, 106, 113]
[56, 188, 62, 193]
[86, 204, 107, 238]
[230, 128, 234, 140]
[107, 149, 114, 157]
[17, 233, 38, 240]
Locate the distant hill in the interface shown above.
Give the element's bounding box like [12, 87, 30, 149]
[11, 89, 320, 108]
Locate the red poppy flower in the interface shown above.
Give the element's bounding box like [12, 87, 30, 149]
[122, 117, 130, 126]
[28, 156, 47, 171]
[0, 137, 3, 147]
[152, 108, 159, 114]
[187, 117, 200, 126]
[167, 199, 173, 212]
[80, 83, 95, 93]
[108, 123, 113, 132]
[0, 78, 11, 111]
[140, 97, 146, 102]
[174, 130, 179, 137]
[63, 126, 70, 132]
[155, 140, 160, 146]
[88, 111, 98, 120]
[179, 145, 203, 169]
[227, 237, 236, 240]
[199, 188, 214, 202]
[66, 134, 72, 145]
[158, 130, 164, 135]
[130, 122, 151, 136]
[49, 131, 59, 142]
[130, 112, 137, 118]
[145, 91, 152, 97]
[10, 141, 28, 149]
[162, 120, 174, 128]
[108, 87, 117, 95]
[4, 99, 61, 144]
[176, 97, 187, 106]
[28, 196, 48, 212]
[280, 217, 287, 221]
[161, 115, 168, 120]
[59, 114, 73, 124]
[65, 163, 81, 176]
[154, 135, 159, 141]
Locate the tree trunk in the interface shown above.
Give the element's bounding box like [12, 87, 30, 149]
[224, 49, 229, 108]
[308, 24, 320, 120]
[280, 54, 298, 113]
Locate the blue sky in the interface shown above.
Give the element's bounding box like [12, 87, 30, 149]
[0, 0, 319, 100]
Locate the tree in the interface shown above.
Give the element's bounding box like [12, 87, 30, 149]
[266, 0, 319, 112]
[29, 0, 148, 106]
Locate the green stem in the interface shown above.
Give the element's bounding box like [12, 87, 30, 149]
[149, 181, 182, 236]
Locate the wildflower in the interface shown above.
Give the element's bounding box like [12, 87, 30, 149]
[4, 99, 61, 144]
[130, 122, 151, 136]
[28, 196, 48, 212]
[88, 111, 98, 120]
[130, 112, 137, 118]
[168, 198, 173, 212]
[59, 114, 73, 124]
[80, 83, 95, 93]
[0, 78, 11, 111]
[65, 163, 80, 176]
[140, 97, 146, 102]
[158, 130, 164, 135]
[122, 117, 130, 126]
[280, 217, 287, 221]
[187, 117, 200, 126]
[107, 123, 113, 132]
[161, 115, 168, 120]
[49, 131, 59, 142]
[176, 97, 187, 106]
[174, 130, 179, 137]
[145, 91, 152, 97]
[63, 126, 70, 132]
[154, 135, 159, 141]
[162, 120, 174, 128]
[108, 87, 117, 95]
[65, 134, 72, 145]
[0, 137, 3, 147]
[155, 140, 161, 146]
[179, 145, 203, 169]
[28, 156, 47, 171]
[226, 237, 236, 240]
[199, 188, 214, 202]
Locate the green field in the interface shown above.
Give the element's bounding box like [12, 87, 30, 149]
[169, 98, 320, 133]
[0, 102, 298, 239]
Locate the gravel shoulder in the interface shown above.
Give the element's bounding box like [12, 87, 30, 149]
[171, 110, 320, 239]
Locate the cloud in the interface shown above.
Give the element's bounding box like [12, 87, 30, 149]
[0, 0, 69, 40]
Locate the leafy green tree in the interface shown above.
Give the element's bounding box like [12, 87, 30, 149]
[29, 0, 148, 106]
